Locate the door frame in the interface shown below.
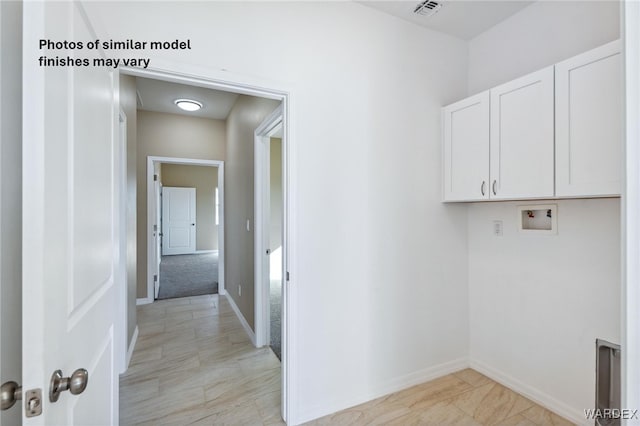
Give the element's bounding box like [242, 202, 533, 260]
[254, 105, 283, 349]
[623, 0, 640, 412]
[118, 64, 297, 423]
[145, 156, 225, 301]
[153, 161, 162, 299]
[118, 108, 128, 373]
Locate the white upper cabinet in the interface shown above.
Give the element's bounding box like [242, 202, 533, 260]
[441, 41, 621, 203]
[489, 66, 555, 200]
[555, 40, 622, 197]
[442, 91, 490, 201]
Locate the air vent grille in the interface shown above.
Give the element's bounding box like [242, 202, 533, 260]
[414, 0, 442, 17]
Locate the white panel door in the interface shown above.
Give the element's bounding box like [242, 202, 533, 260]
[490, 66, 555, 200]
[555, 40, 622, 197]
[442, 91, 490, 201]
[22, 2, 119, 425]
[162, 187, 196, 255]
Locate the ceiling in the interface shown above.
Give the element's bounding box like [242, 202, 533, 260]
[358, 1, 534, 40]
[134, 2, 534, 117]
[135, 77, 239, 120]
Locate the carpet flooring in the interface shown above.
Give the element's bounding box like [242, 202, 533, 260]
[158, 253, 218, 300]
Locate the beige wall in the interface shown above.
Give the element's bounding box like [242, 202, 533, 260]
[269, 138, 282, 251]
[225, 95, 280, 330]
[161, 164, 219, 251]
[137, 110, 225, 298]
[120, 74, 138, 344]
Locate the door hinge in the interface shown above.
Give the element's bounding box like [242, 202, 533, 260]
[153, 274, 158, 282]
[286, 271, 290, 281]
[153, 174, 158, 181]
[25, 388, 42, 417]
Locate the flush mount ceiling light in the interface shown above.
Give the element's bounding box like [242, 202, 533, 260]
[174, 99, 203, 112]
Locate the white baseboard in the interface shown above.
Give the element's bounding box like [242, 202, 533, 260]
[223, 293, 256, 346]
[469, 359, 584, 425]
[219, 287, 227, 296]
[126, 326, 139, 370]
[296, 357, 469, 425]
[136, 297, 153, 305]
[195, 250, 218, 254]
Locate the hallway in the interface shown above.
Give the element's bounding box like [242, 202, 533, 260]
[120, 294, 283, 425]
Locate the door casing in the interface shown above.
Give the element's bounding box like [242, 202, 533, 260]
[120, 65, 296, 422]
[622, 0, 640, 412]
[144, 156, 225, 303]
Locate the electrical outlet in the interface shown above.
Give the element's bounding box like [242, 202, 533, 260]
[238, 285, 241, 296]
[493, 220, 503, 237]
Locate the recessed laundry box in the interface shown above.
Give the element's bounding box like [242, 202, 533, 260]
[517, 204, 557, 235]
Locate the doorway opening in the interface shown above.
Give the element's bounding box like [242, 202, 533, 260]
[151, 160, 223, 300]
[120, 67, 293, 422]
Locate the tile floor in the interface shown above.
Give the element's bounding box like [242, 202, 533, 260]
[306, 369, 574, 425]
[120, 294, 283, 425]
[121, 294, 573, 426]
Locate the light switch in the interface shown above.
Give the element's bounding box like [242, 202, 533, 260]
[246, 219, 251, 232]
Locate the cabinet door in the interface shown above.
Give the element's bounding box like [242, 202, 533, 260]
[442, 91, 490, 201]
[555, 40, 622, 197]
[490, 67, 554, 200]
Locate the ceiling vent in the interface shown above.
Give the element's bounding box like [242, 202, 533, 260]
[413, 0, 442, 17]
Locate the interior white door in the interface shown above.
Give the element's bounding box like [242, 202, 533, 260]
[490, 66, 554, 199]
[162, 187, 196, 255]
[22, 2, 120, 425]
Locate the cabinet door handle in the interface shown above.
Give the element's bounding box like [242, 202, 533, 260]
[492, 180, 497, 195]
[481, 181, 486, 196]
